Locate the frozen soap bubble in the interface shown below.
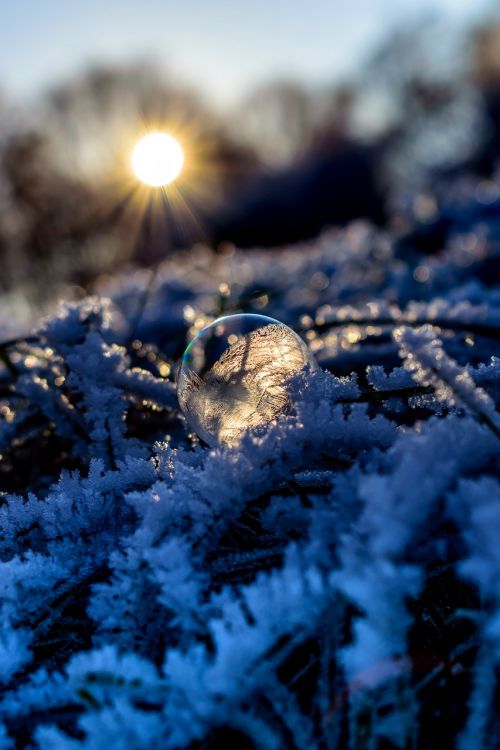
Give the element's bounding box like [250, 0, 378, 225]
[177, 314, 318, 447]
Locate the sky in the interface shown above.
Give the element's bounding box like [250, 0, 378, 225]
[0, 0, 495, 106]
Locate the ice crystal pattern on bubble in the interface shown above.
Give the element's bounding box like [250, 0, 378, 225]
[177, 314, 318, 446]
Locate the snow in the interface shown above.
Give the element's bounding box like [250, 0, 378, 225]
[0, 176, 499, 748]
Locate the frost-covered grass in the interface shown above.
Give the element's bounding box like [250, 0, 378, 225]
[0, 179, 499, 749]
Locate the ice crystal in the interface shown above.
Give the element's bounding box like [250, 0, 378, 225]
[177, 314, 317, 446]
[0, 174, 499, 749]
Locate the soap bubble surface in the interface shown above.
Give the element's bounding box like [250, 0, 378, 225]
[177, 314, 317, 447]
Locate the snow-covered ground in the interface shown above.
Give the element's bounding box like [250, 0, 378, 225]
[0, 176, 499, 749]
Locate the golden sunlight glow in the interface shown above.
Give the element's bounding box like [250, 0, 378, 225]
[131, 132, 184, 187]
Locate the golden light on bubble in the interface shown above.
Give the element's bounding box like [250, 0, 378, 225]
[131, 132, 184, 187]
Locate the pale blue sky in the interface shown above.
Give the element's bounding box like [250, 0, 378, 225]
[0, 0, 494, 105]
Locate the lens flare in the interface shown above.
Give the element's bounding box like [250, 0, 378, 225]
[132, 132, 184, 187]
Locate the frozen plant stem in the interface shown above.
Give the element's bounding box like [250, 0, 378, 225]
[394, 325, 500, 441]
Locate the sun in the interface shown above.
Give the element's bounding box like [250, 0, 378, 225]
[131, 132, 184, 187]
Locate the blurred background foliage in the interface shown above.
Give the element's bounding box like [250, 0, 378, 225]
[1, 11, 500, 322]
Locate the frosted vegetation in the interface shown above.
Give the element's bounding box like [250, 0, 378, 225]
[0, 176, 499, 749]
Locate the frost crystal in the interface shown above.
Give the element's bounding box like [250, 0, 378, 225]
[177, 314, 317, 446]
[0, 173, 500, 749]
